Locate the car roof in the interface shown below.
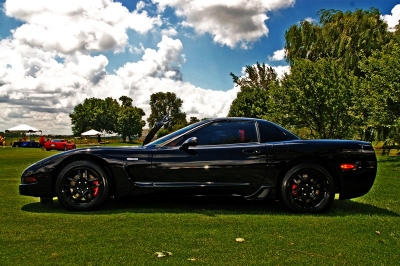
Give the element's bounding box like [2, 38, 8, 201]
[205, 117, 277, 125]
[204, 117, 299, 139]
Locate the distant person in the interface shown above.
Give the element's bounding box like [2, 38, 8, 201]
[97, 134, 101, 143]
[23, 134, 27, 142]
[0, 134, 4, 148]
[39, 135, 45, 150]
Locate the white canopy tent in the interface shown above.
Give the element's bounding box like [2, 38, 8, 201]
[5, 124, 42, 146]
[6, 124, 41, 133]
[81, 129, 103, 144]
[81, 129, 102, 136]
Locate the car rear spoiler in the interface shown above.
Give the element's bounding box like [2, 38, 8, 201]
[142, 115, 171, 145]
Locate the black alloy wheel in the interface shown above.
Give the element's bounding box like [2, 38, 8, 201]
[56, 161, 110, 211]
[280, 163, 335, 213]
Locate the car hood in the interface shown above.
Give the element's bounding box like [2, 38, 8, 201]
[24, 145, 148, 170]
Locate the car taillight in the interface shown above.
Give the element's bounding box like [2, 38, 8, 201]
[24, 177, 37, 183]
[340, 164, 356, 170]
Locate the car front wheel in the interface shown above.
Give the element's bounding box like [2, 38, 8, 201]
[280, 163, 335, 213]
[56, 161, 110, 211]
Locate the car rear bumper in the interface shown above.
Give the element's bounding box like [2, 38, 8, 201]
[339, 145, 377, 199]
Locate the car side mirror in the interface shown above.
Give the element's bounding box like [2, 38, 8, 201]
[179, 137, 198, 150]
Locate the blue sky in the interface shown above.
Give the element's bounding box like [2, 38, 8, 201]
[1, 0, 399, 134]
[108, 0, 400, 91]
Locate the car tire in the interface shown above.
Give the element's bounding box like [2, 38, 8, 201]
[280, 163, 335, 213]
[56, 161, 110, 211]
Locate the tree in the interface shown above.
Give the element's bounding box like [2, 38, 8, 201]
[116, 106, 145, 142]
[359, 35, 400, 127]
[228, 62, 279, 118]
[189, 117, 200, 124]
[69, 98, 108, 135]
[98, 97, 120, 133]
[277, 58, 365, 139]
[113, 96, 146, 141]
[280, 8, 392, 139]
[147, 92, 187, 131]
[285, 8, 390, 76]
[119, 95, 134, 107]
[70, 102, 89, 135]
[230, 62, 278, 90]
[358, 27, 400, 142]
[70, 96, 145, 139]
[228, 87, 271, 118]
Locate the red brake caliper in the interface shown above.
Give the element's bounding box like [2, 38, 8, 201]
[291, 184, 298, 196]
[92, 181, 99, 197]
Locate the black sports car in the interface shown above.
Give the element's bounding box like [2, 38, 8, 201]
[19, 116, 377, 213]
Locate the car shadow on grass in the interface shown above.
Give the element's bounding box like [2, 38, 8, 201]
[21, 196, 399, 217]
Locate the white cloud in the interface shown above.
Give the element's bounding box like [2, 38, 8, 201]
[136, 1, 147, 11]
[161, 27, 178, 36]
[381, 4, 400, 32]
[0, 0, 291, 135]
[239, 63, 290, 80]
[273, 65, 290, 79]
[268, 48, 286, 61]
[0, 31, 238, 134]
[113, 35, 238, 120]
[116, 35, 185, 81]
[130, 43, 145, 54]
[153, 0, 295, 48]
[5, 0, 161, 54]
[304, 17, 315, 23]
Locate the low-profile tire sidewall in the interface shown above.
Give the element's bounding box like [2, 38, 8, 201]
[280, 163, 335, 213]
[56, 161, 110, 211]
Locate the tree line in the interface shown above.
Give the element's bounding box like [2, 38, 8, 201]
[70, 8, 400, 143]
[69, 92, 200, 141]
[229, 8, 400, 142]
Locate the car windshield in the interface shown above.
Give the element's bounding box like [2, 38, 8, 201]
[145, 120, 206, 146]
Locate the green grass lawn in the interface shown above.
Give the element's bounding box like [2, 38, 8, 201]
[0, 147, 399, 265]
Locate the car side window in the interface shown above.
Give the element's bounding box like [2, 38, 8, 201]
[175, 121, 258, 146]
[258, 122, 292, 142]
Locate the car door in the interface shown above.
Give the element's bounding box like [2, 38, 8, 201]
[258, 121, 293, 187]
[151, 120, 268, 196]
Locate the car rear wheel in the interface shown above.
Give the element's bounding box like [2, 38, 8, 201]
[280, 163, 335, 213]
[56, 161, 110, 211]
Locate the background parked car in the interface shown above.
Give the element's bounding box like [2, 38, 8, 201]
[44, 139, 76, 151]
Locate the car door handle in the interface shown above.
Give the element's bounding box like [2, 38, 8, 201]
[242, 149, 260, 154]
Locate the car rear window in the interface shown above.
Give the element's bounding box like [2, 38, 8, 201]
[258, 122, 298, 142]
